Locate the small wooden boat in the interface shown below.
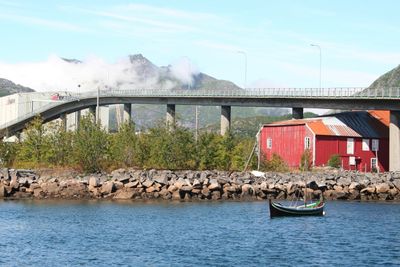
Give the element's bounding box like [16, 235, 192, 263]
[269, 199, 325, 218]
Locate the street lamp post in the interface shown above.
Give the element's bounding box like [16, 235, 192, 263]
[237, 51, 247, 89]
[310, 44, 322, 93]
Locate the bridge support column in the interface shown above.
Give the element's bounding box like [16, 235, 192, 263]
[75, 111, 81, 130]
[292, 107, 304, 119]
[123, 104, 132, 123]
[166, 104, 176, 129]
[221, 105, 231, 136]
[390, 110, 400, 171]
[60, 113, 67, 131]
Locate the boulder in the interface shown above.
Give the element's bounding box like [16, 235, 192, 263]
[192, 179, 202, 189]
[41, 182, 59, 195]
[113, 189, 135, 199]
[125, 181, 139, 188]
[376, 183, 390, 194]
[101, 181, 115, 195]
[211, 191, 221, 200]
[174, 178, 187, 189]
[142, 179, 154, 188]
[201, 187, 211, 198]
[180, 185, 193, 193]
[392, 179, 400, 190]
[0, 184, 7, 198]
[241, 184, 254, 196]
[337, 177, 351, 187]
[88, 176, 100, 188]
[153, 173, 168, 185]
[208, 179, 221, 191]
[361, 187, 376, 194]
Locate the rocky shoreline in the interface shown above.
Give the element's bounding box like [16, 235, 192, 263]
[1, 168, 400, 201]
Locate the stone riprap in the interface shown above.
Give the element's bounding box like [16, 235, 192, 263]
[1, 168, 400, 201]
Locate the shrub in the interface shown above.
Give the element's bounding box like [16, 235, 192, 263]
[328, 154, 341, 168]
[300, 149, 312, 171]
[261, 153, 289, 172]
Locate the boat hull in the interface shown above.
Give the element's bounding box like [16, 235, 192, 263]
[269, 199, 325, 218]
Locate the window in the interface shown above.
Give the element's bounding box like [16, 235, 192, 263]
[347, 138, 354, 154]
[371, 158, 378, 171]
[372, 139, 379, 151]
[362, 139, 370, 151]
[304, 137, 311, 149]
[349, 156, 356, 165]
[267, 138, 272, 149]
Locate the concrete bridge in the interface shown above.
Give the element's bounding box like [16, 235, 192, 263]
[1, 87, 400, 170]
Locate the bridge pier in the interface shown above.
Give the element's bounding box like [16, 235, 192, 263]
[75, 111, 81, 130]
[221, 105, 231, 136]
[292, 107, 304, 119]
[166, 104, 176, 129]
[390, 110, 400, 171]
[59, 113, 67, 131]
[123, 104, 132, 123]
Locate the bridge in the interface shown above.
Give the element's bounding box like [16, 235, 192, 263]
[1, 87, 400, 170]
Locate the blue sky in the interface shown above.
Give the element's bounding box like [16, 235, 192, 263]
[0, 0, 399, 88]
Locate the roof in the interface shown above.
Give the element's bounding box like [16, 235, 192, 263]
[263, 111, 388, 138]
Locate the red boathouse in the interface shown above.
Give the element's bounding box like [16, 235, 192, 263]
[259, 111, 389, 172]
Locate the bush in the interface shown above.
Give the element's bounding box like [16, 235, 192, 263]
[0, 141, 18, 167]
[72, 115, 109, 173]
[328, 154, 341, 168]
[300, 149, 312, 171]
[261, 153, 289, 172]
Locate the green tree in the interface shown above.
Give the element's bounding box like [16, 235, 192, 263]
[109, 122, 138, 167]
[72, 115, 109, 173]
[327, 154, 341, 168]
[0, 141, 18, 167]
[196, 132, 221, 170]
[17, 116, 50, 166]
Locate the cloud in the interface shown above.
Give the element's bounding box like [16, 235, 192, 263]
[170, 57, 199, 86]
[0, 55, 202, 92]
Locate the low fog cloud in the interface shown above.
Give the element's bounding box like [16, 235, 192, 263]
[0, 55, 199, 92]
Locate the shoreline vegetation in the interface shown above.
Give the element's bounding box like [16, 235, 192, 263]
[1, 115, 399, 202]
[1, 168, 400, 201]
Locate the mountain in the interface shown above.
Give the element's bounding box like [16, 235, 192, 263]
[362, 64, 400, 96]
[369, 64, 400, 88]
[0, 78, 35, 97]
[126, 54, 242, 91]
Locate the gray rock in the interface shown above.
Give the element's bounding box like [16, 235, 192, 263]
[142, 179, 154, 188]
[88, 176, 100, 188]
[376, 183, 390, 194]
[153, 173, 168, 185]
[208, 179, 221, 191]
[101, 181, 115, 195]
[180, 185, 193, 193]
[113, 190, 135, 199]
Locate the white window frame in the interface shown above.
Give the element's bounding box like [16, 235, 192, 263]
[267, 138, 272, 149]
[362, 139, 370, 151]
[349, 156, 356, 165]
[304, 137, 311, 150]
[347, 138, 354, 155]
[371, 158, 378, 170]
[372, 139, 379, 152]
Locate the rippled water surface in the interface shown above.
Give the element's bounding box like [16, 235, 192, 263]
[0, 200, 399, 266]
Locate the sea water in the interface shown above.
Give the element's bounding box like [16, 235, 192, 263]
[0, 200, 399, 266]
